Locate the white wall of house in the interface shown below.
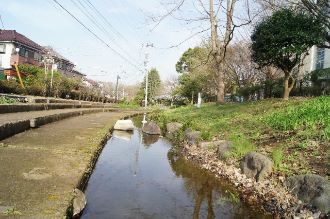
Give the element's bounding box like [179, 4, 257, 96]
[0, 42, 14, 69]
[299, 46, 330, 79]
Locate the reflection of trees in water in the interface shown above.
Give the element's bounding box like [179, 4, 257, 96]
[130, 116, 144, 129]
[167, 150, 252, 219]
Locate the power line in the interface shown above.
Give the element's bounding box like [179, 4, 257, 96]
[51, 0, 142, 72]
[70, 0, 140, 65]
[104, 0, 145, 43]
[83, 0, 130, 44]
[0, 15, 5, 29]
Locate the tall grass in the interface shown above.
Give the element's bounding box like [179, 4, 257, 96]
[265, 96, 330, 139]
[272, 147, 284, 171]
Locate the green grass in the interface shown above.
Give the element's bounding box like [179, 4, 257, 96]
[0, 96, 17, 104]
[265, 96, 330, 139]
[151, 96, 330, 176]
[272, 147, 284, 171]
[117, 101, 140, 109]
[226, 134, 256, 159]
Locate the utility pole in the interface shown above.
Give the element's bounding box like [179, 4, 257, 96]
[50, 59, 56, 91]
[143, 43, 153, 108]
[43, 53, 50, 97]
[115, 75, 120, 102]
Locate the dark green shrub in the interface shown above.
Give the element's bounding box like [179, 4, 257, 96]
[0, 80, 25, 94]
[26, 85, 44, 96]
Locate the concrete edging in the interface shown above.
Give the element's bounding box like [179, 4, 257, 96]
[0, 108, 116, 140]
[0, 104, 115, 114]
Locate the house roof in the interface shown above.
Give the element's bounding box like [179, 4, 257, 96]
[72, 69, 86, 77]
[43, 46, 73, 64]
[0, 30, 42, 51]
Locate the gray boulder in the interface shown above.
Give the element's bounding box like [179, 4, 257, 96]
[286, 174, 330, 215]
[73, 188, 86, 217]
[114, 120, 134, 131]
[142, 121, 161, 135]
[185, 128, 201, 145]
[166, 122, 183, 137]
[199, 140, 233, 159]
[240, 152, 273, 182]
[216, 141, 233, 159]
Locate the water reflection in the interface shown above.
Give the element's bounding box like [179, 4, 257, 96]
[81, 119, 269, 219]
[113, 130, 133, 141]
[168, 151, 248, 219]
[142, 133, 159, 146]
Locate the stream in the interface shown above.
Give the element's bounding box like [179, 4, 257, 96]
[81, 117, 269, 219]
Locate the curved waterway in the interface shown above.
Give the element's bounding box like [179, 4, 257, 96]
[81, 118, 269, 219]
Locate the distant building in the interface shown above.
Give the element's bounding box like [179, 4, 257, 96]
[0, 30, 43, 78]
[43, 46, 85, 79]
[299, 1, 330, 79]
[300, 46, 330, 78]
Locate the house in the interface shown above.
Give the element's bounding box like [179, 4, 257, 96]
[43, 46, 86, 79]
[300, 46, 330, 78]
[0, 30, 43, 79]
[299, 1, 330, 80]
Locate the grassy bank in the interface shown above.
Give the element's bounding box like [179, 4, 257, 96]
[152, 96, 329, 177]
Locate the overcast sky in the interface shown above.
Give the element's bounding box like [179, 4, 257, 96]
[0, 0, 255, 85]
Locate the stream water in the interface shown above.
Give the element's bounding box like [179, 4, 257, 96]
[81, 117, 269, 219]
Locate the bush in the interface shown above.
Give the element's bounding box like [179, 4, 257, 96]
[26, 85, 44, 96]
[0, 80, 25, 94]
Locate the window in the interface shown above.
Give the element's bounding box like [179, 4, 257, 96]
[0, 44, 5, 53]
[34, 52, 42, 61]
[316, 47, 325, 70]
[18, 47, 25, 57]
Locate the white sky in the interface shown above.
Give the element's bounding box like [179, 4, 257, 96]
[0, 0, 256, 85]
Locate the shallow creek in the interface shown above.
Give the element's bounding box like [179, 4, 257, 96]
[81, 117, 269, 219]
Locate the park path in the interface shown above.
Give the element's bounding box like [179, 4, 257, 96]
[0, 110, 139, 218]
[0, 108, 104, 125]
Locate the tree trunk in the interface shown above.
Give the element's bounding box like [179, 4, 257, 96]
[283, 72, 295, 100]
[217, 62, 225, 103]
[210, 0, 235, 104]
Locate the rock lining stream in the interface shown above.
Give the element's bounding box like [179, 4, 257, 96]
[81, 117, 269, 218]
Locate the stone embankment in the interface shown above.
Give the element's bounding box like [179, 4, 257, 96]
[162, 121, 330, 218]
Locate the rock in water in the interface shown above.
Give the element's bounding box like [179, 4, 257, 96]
[185, 128, 201, 146]
[166, 122, 183, 137]
[114, 120, 134, 131]
[142, 121, 161, 135]
[73, 188, 86, 217]
[286, 174, 330, 215]
[240, 152, 273, 182]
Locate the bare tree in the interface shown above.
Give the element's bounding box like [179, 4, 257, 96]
[225, 42, 264, 88]
[151, 0, 256, 103]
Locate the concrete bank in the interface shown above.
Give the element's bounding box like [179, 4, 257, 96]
[0, 110, 140, 218]
[0, 103, 115, 114]
[0, 108, 117, 140]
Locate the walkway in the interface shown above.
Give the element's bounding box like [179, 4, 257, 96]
[0, 110, 139, 218]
